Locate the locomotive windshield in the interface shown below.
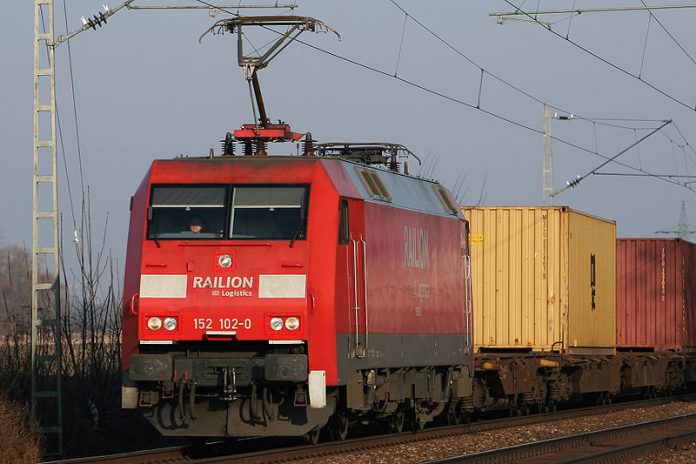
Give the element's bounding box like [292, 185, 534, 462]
[146, 185, 308, 241]
[148, 186, 227, 239]
[230, 187, 306, 240]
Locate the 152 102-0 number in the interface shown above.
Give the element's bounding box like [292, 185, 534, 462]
[193, 318, 252, 330]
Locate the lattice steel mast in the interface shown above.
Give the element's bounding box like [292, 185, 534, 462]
[656, 200, 696, 239]
[33, 0, 62, 456]
[543, 106, 553, 204]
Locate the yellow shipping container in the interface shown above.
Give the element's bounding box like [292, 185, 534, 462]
[462, 206, 616, 354]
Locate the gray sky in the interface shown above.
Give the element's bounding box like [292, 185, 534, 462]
[3, 0, 696, 269]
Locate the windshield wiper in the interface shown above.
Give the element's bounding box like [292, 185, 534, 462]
[148, 206, 161, 248]
[289, 196, 307, 249]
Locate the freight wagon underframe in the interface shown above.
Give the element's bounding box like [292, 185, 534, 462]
[469, 350, 694, 415]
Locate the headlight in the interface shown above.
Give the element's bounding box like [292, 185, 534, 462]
[163, 317, 177, 331]
[285, 317, 300, 331]
[147, 317, 162, 331]
[270, 317, 284, 331]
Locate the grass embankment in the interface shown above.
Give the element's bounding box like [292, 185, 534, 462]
[0, 395, 40, 463]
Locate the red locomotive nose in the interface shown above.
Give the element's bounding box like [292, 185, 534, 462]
[132, 182, 311, 345]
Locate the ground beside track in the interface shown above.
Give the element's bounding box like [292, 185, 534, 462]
[627, 442, 696, 464]
[295, 400, 696, 464]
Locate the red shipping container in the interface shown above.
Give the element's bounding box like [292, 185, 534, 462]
[616, 238, 696, 352]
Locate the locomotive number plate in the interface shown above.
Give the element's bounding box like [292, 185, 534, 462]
[193, 318, 252, 330]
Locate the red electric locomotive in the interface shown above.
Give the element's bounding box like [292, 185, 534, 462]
[121, 16, 473, 440]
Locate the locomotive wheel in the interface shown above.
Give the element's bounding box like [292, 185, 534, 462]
[306, 427, 321, 445]
[389, 409, 405, 433]
[407, 407, 422, 432]
[446, 402, 462, 425]
[329, 412, 349, 441]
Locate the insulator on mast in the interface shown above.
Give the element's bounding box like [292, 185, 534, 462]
[243, 141, 254, 156]
[389, 153, 398, 172]
[221, 132, 235, 156]
[303, 132, 315, 156]
[256, 140, 268, 156]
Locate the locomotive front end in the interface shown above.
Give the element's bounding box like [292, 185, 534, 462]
[121, 159, 337, 438]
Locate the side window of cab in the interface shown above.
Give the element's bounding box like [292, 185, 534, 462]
[339, 199, 349, 245]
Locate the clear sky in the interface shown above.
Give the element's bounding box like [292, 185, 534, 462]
[3, 1, 696, 271]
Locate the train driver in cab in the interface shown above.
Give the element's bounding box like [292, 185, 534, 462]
[189, 217, 203, 234]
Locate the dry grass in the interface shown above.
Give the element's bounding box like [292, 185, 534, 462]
[0, 396, 41, 464]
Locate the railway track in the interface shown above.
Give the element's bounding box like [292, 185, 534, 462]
[44, 394, 696, 464]
[430, 412, 696, 464]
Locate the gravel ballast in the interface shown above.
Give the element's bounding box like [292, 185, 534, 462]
[297, 401, 696, 464]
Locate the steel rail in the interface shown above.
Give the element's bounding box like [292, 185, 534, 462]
[555, 428, 696, 463]
[43, 393, 696, 464]
[429, 412, 696, 463]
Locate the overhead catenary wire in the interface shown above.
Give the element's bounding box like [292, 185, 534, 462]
[502, 0, 696, 112]
[638, 14, 652, 79]
[639, 0, 696, 68]
[553, 120, 676, 196]
[380, 0, 695, 192]
[193, 0, 695, 194]
[39, 4, 79, 236]
[593, 173, 696, 178]
[393, 11, 408, 76]
[385, 0, 667, 132]
[61, 0, 86, 235]
[195, 0, 666, 133]
[565, 0, 577, 38]
[289, 56, 682, 191]
[190, 0, 694, 194]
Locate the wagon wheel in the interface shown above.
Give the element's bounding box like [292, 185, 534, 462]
[306, 426, 321, 445]
[520, 403, 531, 416]
[389, 408, 405, 433]
[508, 394, 524, 417]
[329, 411, 349, 441]
[508, 399, 520, 417]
